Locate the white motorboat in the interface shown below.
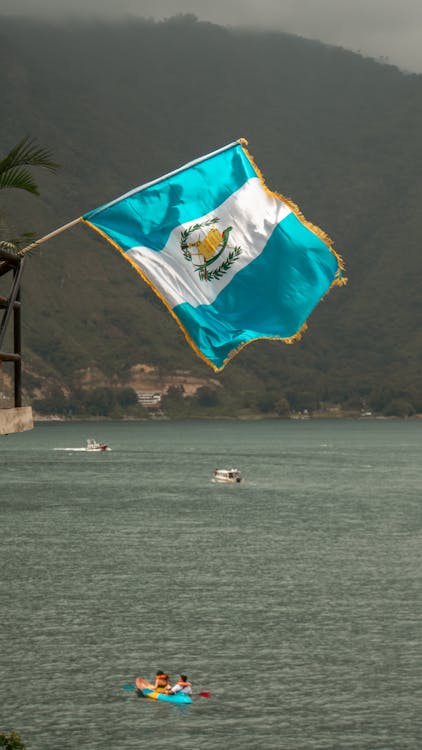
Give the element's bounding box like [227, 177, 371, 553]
[212, 468, 242, 484]
[86, 438, 109, 452]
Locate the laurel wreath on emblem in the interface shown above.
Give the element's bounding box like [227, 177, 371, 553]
[180, 217, 242, 282]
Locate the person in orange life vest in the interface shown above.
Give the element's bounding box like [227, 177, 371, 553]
[153, 670, 172, 693]
[170, 674, 192, 696]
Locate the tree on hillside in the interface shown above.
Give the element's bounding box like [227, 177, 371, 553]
[0, 732, 26, 749]
[0, 136, 58, 251]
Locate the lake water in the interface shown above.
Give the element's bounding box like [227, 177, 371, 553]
[1, 419, 421, 749]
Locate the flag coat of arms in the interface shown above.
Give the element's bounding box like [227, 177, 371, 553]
[83, 139, 345, 371]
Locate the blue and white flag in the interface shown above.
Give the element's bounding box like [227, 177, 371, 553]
[83, 139, 345, 371]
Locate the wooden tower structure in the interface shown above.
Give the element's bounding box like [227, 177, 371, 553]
[0, 248, 33, 434]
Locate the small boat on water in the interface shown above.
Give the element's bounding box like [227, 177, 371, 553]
[135, 677, 192, 704]
[86, 438, 109, 452]
[212, 468, 242, 484]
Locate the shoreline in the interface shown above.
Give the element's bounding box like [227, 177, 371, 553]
[31, 413, 422, 423]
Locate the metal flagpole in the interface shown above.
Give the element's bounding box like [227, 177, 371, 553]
[18, 217, 82, 256]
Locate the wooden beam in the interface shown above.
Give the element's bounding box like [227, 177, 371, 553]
[0, 295, 21, 310]
[0, 248, 20, 264]
[0, 352, 21, 362]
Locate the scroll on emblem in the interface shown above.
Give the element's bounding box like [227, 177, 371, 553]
[196, 228, 223, 260]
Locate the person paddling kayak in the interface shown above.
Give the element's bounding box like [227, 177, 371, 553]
[170, 674, 192, 696]
[153, 670, 172, 693]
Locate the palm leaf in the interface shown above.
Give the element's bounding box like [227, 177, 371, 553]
[0, 136, 59, 194]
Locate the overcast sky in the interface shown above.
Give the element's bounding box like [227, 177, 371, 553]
[2, 0, 422, 75]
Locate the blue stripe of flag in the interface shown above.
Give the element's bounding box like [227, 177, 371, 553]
[83, 144, 256, 253]
[174, 212, 338, 369]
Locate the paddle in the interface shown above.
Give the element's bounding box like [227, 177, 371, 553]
[122, 684, 211, 698]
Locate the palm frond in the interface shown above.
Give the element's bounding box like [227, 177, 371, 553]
[0, 166, 40, 194]
[0, 136, 59, 193]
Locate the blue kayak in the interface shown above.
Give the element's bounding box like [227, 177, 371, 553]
[135, 677, 192, 704]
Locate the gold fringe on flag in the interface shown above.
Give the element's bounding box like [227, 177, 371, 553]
[239, 138, 347, 286]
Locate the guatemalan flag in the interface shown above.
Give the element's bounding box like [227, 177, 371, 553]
[82, 139, 345, 371]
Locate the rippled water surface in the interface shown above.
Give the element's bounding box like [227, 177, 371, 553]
[1, 419, 421, 749]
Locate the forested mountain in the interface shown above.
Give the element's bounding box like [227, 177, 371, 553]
[1, 14, 422, 417]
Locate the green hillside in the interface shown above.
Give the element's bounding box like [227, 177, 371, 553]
[1, 15, 422, 417]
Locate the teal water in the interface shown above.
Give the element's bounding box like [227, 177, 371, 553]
[1, 419, 421, 749]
